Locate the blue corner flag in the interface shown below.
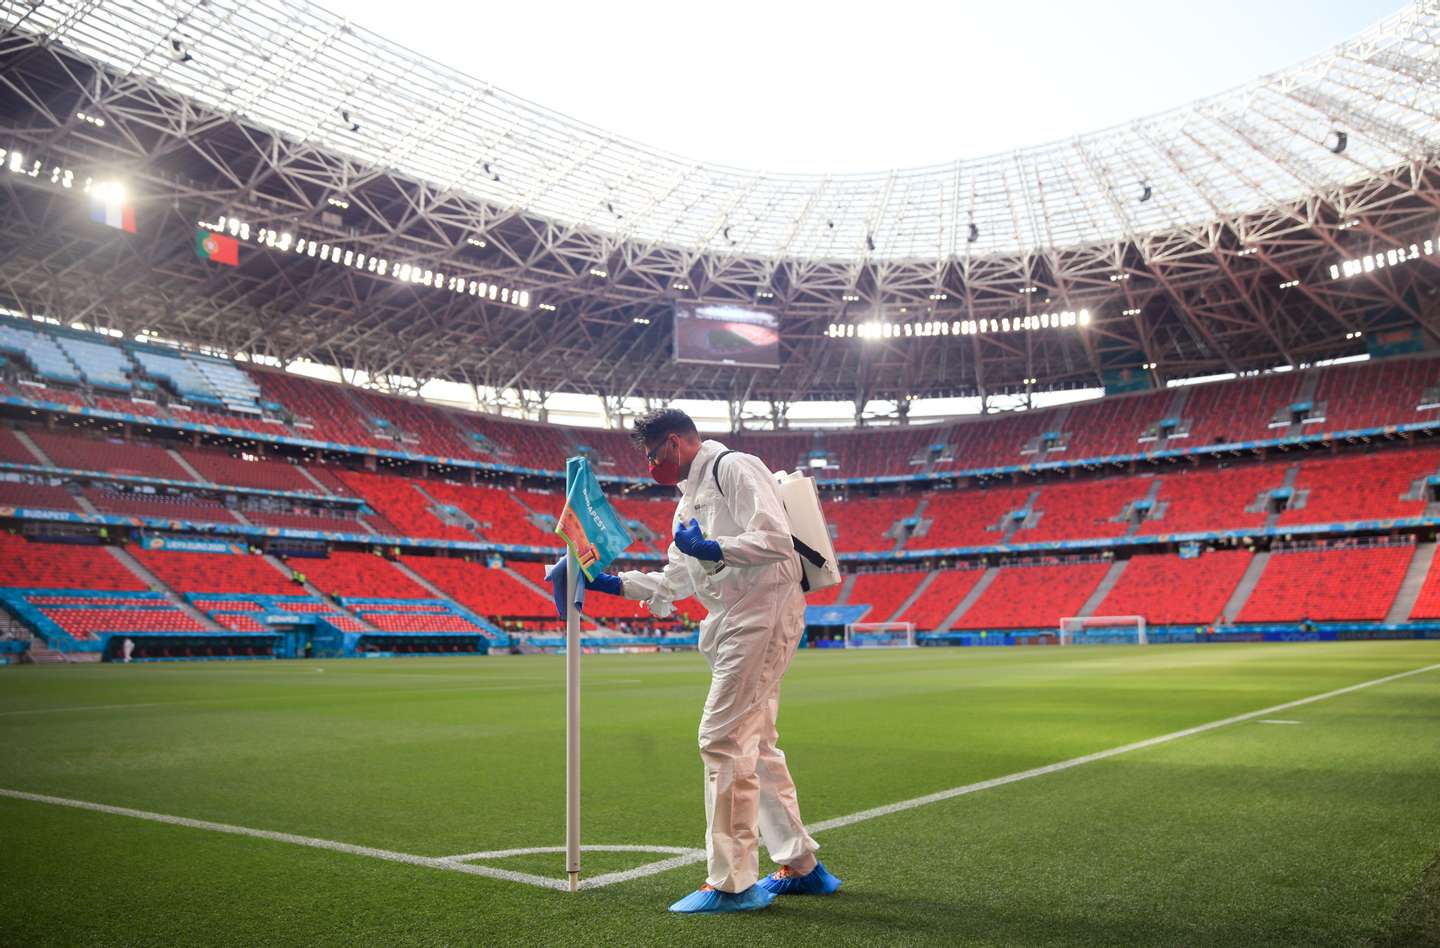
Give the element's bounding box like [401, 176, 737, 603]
[554, 457, 633, 582]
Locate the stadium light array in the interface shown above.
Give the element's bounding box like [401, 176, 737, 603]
[1122, 307, 1142, 316]
[1329, 238, 1437, 280]
[200, 215, 531, 308]
[1278, 279, 1301, 289]
[75, 112, 106, 128]
[826, 308, 1090, 340]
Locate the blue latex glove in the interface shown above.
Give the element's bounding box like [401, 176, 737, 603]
[673, 518, 723, 562]
[544, 557, 623, 620]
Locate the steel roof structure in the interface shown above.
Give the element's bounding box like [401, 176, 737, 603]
[1, 0, 1439, 423]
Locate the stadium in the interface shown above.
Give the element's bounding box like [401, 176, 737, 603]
[1, 0, 1439, 943]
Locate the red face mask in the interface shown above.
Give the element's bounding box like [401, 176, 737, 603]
[648, 436, 683, 485]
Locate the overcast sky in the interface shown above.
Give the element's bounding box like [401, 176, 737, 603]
[337, 0, 1404, 175]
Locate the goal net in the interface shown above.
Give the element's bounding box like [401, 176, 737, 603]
[1058, 615, 1148, 646]
[844, 621, 917, 649]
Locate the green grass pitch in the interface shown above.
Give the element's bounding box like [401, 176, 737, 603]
[2, 641, 1438, 946]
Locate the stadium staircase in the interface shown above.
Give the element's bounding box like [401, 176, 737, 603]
[1220, 551, 1271, 623]
[887, 570, 938, 622]
[1076, 559, 1130, 618]
[1385, 541, 1436, 624]
[935, 567, 1001, 632]
[502, 564, 552, 601]
[1001, 490, 1043, 542]
[165, 449, 208, 482]
[106, 547, 225, 631]
[9, 427, 52, 465]
[260, 555, 380, 632]
[1124, 480, 1164, 538]
[832, 573, 858, 606]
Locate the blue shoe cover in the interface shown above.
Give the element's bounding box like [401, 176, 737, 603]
[757, 861, 843, 895]
[667, 884, 774, 914]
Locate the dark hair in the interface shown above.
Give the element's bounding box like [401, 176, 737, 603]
[630, 407, 698, 448]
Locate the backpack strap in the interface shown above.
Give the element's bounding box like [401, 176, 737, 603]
[711, 450, 738, 496]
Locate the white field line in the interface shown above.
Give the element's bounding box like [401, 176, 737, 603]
[0, 788, 566, 892]
[443, 844, 699, 861]
[2, 661, 1436, 891]
[1259, 719, 1303, 725]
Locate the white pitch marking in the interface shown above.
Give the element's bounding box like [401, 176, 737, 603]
[442, 844, 699, 862]
[0, 788, 568, 891]
[2, 661, 1435, 892]
[1259, 719, 1302, 725]
[804, 662, 1440, 835]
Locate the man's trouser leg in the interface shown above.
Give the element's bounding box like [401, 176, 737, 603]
[698, 621, 794, 892]
[756, 689, 819, 872]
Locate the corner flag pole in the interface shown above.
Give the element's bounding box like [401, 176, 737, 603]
[565, 545, 581, 892]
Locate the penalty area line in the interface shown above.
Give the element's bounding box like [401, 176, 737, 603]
[1, 661, 1434, 892]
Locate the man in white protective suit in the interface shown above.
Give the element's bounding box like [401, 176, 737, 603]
[552, 407, 841, 914]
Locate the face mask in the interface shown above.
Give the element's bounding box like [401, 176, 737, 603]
[648, 437, 683, 485]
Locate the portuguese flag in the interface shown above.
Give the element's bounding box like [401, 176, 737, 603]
[195, 229, 239, 267]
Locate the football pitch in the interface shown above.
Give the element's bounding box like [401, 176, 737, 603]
[2, 641, 1438, 947]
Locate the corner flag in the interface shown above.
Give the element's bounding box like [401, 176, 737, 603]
[553, 456, 632, 892]
[554, 457, 633, 582]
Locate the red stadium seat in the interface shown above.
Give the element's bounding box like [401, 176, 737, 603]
[1238, 545, 1413, 623]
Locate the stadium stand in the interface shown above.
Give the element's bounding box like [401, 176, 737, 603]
[0, 319, 81, 384]
[1237, 544, 1414, 623]
[951, 560, 1110, 631]
[830, 495, 921, 552]
[1019, 478, 1146, 543]
[180, 448, 321, 494]
[84, 488, 240, 523]
[0, 480, 81, 511]
[403, 556, 553, 620]
[900, 567, 988, 631]
[296, 551, 433, 599]
[0, 533, 145, 590]
[38, 603, 206, 636]
[334, 470, 475, 541]
[1059, 388, 1176, 459]
[133, 548, 304, 596]
[608, 494, 677, 553]
[251, 371, 384, 447]
[1180, 372, 1303, 447]
[1404, 550, 1440, 621]
[845, 570, 928, 623]
[53, 333, 136, 392]
[421, 481, 557, 546]
[918, 484, 1037, 549]
[28, 429, 195, 481]
[1308, 356, 1440, 433]
[1277, 448, 1440, 526]
[240, 508, 367, 533]
[1093, 550, 1252, 626]
[0, 427, 39, 464]
[1139, 464, 1286, 535]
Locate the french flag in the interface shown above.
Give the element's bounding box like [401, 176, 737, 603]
[90, 196, 136, 234]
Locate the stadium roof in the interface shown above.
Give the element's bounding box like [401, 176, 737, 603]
[10, 1, 1438, 262]
[0, 1, 1438, 417]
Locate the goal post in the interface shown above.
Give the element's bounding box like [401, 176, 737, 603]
[1058, 615, 1148, 646]
[844, 621, 917, 649]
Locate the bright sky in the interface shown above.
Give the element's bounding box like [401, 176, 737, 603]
[338, 0, 1403, 175]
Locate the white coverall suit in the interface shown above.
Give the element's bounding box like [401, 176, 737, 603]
[619, 439, 819, 892]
